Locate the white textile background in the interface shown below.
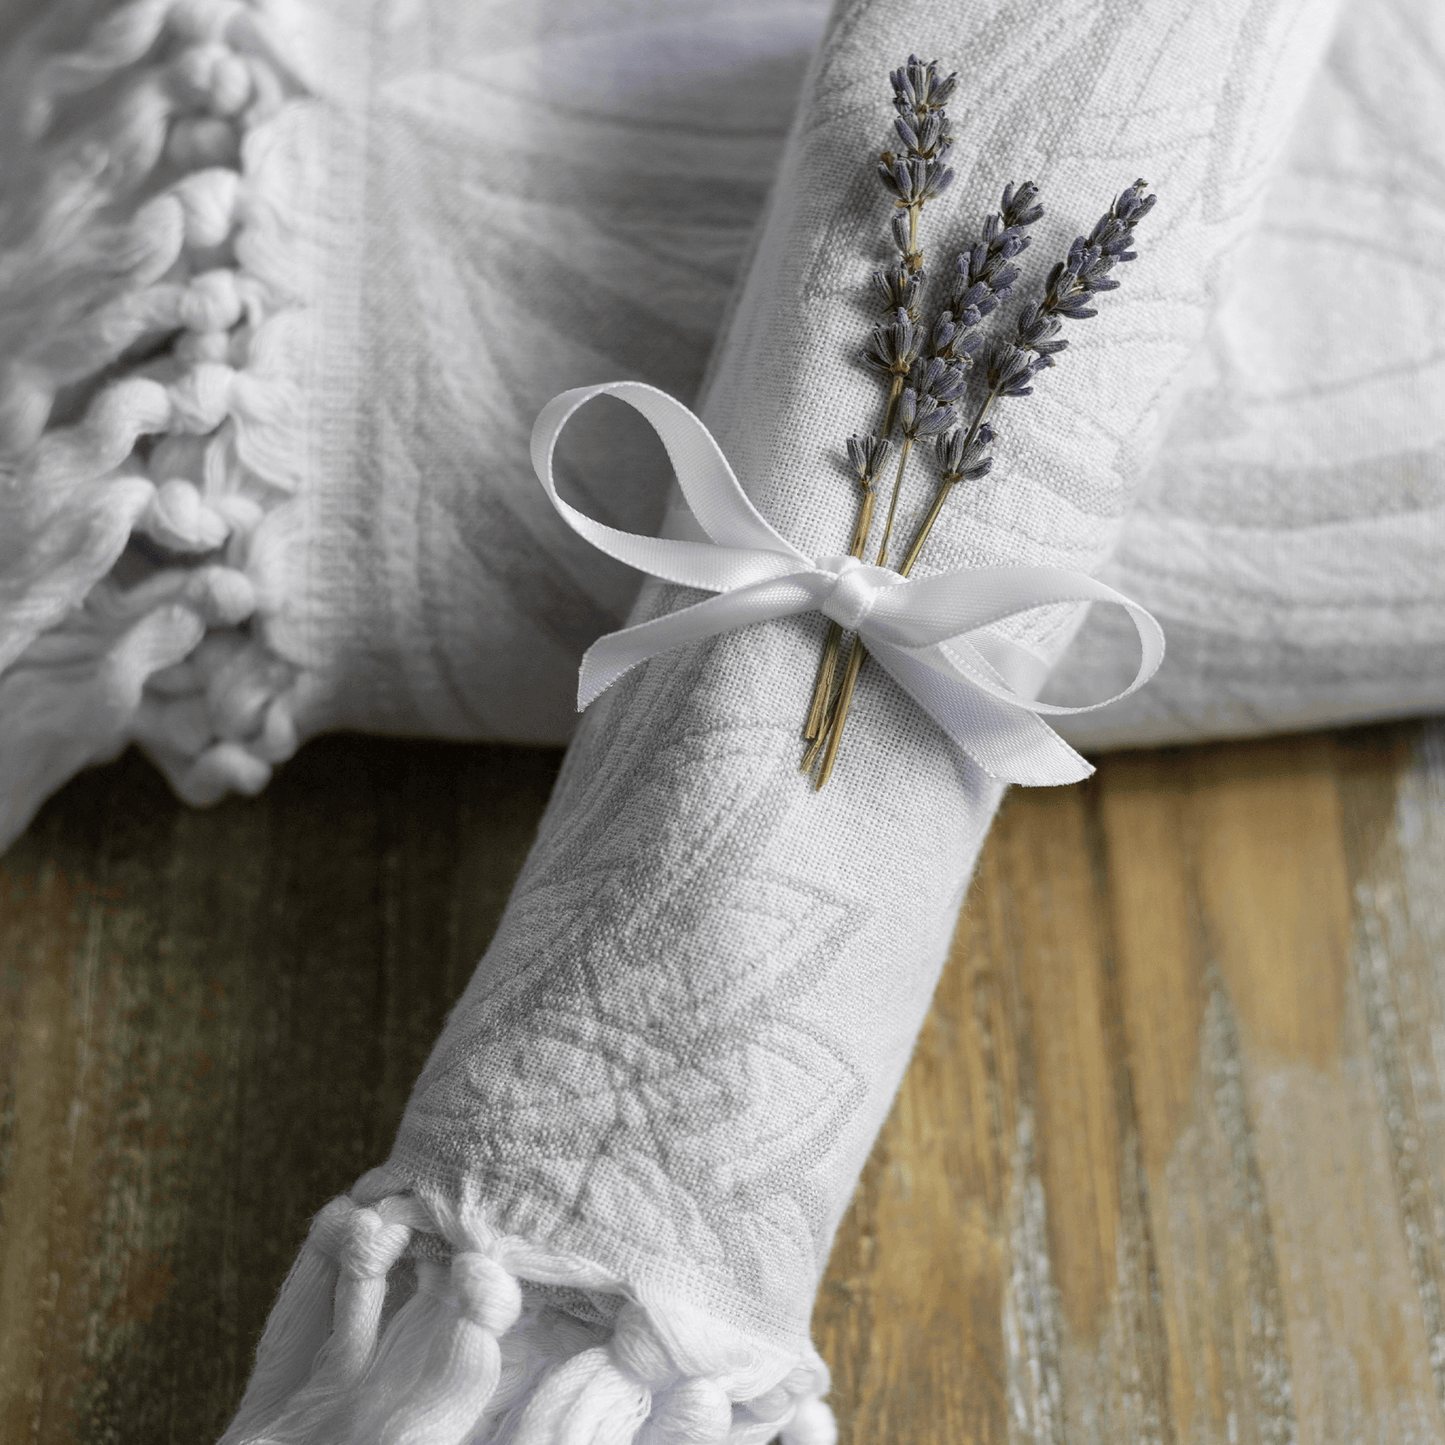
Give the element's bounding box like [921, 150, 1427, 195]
[5, 0, 1443, 852]
[1049, 0, 1445, 747]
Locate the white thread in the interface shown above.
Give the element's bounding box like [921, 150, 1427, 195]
[0, 0, 316, 849]
[779, 1396, 837, 1445]
[224, 1190, 835, 1445]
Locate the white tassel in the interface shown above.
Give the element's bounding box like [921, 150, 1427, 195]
[220, 1190, 835, 1445]
[221, 1195, 414, 1445]
[779, 1396, 837, 1445]
[636, 1379, 731, 1445]
[510, 1347, 652, 1445]
[217, 1196, 353, 1444]
[372, 1252, 522, 1445]
[0, 0, 315, 850]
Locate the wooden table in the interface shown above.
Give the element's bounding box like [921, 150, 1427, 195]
[3, 723, 1443, 1443]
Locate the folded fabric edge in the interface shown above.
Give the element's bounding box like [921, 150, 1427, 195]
[0, 0, 332, 849]
[220, 1166, 837, 1445]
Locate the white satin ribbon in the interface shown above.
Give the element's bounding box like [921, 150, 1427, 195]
[531, 381, 1164, 786]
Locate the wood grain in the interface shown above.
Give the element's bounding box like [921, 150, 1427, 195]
[3, 724, 1444, 1442]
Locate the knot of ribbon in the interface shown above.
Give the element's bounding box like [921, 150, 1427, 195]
[531, 381, 1164, 786]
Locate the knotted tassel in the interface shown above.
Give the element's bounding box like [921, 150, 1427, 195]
[217, 1196, 360, 1444]
[637, 1378, 733, 1445]
[219, 1195, 413, 1445]
[369, 1250, 524, 1445]
[780, 1395, 837, 1445]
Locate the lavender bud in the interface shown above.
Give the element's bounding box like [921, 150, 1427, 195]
[1001, 180, 1044, 228]
[906, 392, 957, 438]
[846, 433, 892, 484]
[932, 365, 971, 402]
[987, 341, 1037, 397]
[890, 212, 911, 255]
[936, 422, 996, 482]
[872, 263, 922, 314]
[896, 386, 918, 434]
[861, 309, 922, 375]
[891, 54, 958, 114]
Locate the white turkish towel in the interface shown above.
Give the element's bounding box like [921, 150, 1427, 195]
[3, 0, 1442, 846]
[200, 1, 1358, 1443]
[1048, 0, 1445, 748]
[0, 0, 829, 844]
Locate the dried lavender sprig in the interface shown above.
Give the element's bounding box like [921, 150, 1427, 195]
[820, 182, 1151, 783]
[898, 178, 1156, 580]
[811, 181, 1042, 779]
[806, 58, 960, 756]
[912, 183, 1042, 381]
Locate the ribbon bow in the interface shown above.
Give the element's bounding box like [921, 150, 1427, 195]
[531, 381, 1163, 786]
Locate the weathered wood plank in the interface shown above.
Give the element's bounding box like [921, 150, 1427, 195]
[821, 724, 1445, 1445]
[0, 740, 560, 1443]
[3, 723, 1445, 1444]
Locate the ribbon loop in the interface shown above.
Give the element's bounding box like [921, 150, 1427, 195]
[532, 381, 1163, 786]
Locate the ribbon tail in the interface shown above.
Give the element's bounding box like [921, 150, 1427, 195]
[579, 577, 822, 708]
[868, 641, 1093, 786]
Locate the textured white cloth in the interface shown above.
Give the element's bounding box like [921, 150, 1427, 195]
[7, 0, 1445, 853]
[1049, 0, 1445, 747]
[0, 0, 829, 844]
[210, 0, 1358, 1442]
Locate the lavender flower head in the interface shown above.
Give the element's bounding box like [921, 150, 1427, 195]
[909, 356, 970, 403]
[928, 182, 1045, 364]
[1004, 177, 1157, 379]
[889, 55, 958, 114]
[861, 308, 922, 378]
[878, 153, 954, 209]
[872, 261, 924, 316]
[936, 423, 995, 484]
[846, 434, 892, 487]
[895, 387, 957, 440]
[880, 54, 958, 272]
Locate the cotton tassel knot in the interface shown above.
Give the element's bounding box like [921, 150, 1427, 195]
[218, 1195, 415, 1444]
[368, 1250, 523, 1445]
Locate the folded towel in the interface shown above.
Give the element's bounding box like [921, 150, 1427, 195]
[5, 0, 1442, 854]
[1050, 0, 1445, 748]
[0, 0, 827, 845]
[216, 1, 1345, 1441]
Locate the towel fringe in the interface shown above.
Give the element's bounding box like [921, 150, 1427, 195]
[221, 1182, 837, 1445]
[0, 0, 321, 848]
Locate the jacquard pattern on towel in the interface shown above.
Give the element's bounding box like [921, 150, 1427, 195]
[1048, 0, 1445, 749]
